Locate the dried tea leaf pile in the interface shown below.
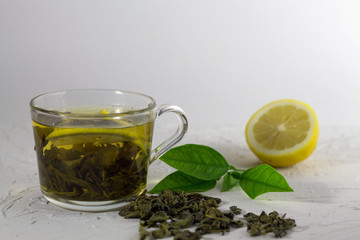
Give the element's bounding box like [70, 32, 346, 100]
[118, 190, 296, 239]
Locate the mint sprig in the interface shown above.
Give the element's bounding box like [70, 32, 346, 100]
[148, 144, 293, 199]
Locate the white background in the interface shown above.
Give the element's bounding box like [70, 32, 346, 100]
[1, 0, 360, 126]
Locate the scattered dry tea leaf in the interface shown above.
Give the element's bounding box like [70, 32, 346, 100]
[244, 211, 296, 237]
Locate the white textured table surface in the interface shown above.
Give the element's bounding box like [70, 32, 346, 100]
[1, 124, 360, 240]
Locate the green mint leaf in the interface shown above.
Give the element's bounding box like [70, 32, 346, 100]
[159, 144, 229, 180]
[239, 164, 293, 199]
[221, 172, 239, 192]
[230, 171, 241, 180]
[148, 171, 217, 194]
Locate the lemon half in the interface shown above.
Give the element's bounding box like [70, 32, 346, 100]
[245, 99, 319, 167]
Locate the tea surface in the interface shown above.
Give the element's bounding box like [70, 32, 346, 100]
[32, 118, 153, 202]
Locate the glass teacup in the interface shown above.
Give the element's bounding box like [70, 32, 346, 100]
[30, 89, 188, 211]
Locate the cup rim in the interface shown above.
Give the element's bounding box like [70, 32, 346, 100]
[30, 89, 157, 117]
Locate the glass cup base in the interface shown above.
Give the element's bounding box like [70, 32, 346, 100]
[42, 189, 143, 212]
[43, 196, 132, 212]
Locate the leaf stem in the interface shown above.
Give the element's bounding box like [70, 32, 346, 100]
[229, 165, 245, 173]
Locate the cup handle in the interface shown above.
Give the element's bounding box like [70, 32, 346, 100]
[150, 104, 188, 164]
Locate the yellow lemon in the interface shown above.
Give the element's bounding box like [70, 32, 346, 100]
[100, 109, 109, 114]
[245, 99, 319, 167]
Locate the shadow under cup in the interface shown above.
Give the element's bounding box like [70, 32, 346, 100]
[30, 89, 187, 211]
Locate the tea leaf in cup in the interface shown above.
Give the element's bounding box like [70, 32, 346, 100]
[148, 171, 217, 194]
[33, 120, 152, 202]
[159, 144, 229, 180]
[239, 164, 293, 199]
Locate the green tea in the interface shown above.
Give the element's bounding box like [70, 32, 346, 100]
[32, 118, 153, 202]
